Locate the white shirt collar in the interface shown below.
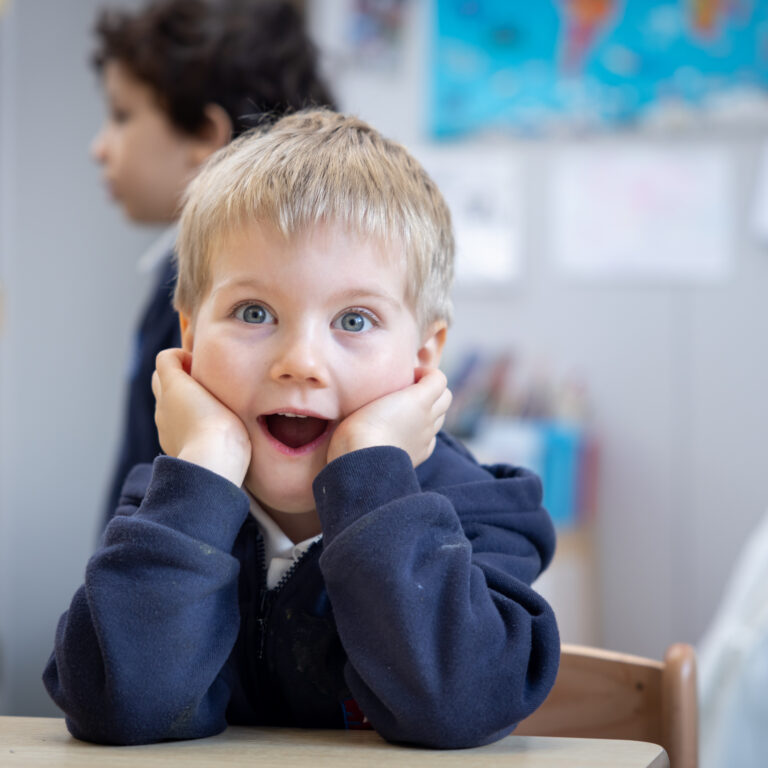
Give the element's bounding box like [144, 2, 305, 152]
[137, 224, 178, 274]
[247, 492, 322, 589]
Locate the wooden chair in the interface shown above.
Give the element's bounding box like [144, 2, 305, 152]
[515, 643, 698, 768]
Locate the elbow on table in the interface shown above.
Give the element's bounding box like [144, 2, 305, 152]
[374, 698, 519, 750]
[369, 632, 560, 748]
[64, 709, 227, 747]
[61, 684, 230, 746]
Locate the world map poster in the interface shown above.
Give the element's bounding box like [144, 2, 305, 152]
[431, 0, 768, 136]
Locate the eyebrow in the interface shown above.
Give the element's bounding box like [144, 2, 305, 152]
[330, 287, 403, 310]
[214, 277, 270, 294]
[214, 278, 402, 309]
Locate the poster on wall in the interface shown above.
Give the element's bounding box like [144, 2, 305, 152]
[348, 0, 408, 69]
[431, 0, 768, 137]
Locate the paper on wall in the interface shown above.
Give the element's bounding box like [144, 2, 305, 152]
[551, 144, 733, 282]
[411, 145, 523, 284]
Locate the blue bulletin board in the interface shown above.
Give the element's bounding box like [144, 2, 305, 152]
[431, 0, 768, 136]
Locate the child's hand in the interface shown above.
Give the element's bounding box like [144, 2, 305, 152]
[327, 368, 452, 467]
[152, 348, 251, 486]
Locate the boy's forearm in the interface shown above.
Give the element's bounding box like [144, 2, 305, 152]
[313, 444, 560, 749]
[44, 458, 249, 745]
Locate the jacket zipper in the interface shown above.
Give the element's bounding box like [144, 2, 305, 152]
[254, 535, 268, 660]
[255, 538, 322, 661]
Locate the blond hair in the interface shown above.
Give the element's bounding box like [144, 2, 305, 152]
[174, 109, 454, 328]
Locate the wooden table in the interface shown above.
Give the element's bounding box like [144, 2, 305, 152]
[0, 717, 669, 767]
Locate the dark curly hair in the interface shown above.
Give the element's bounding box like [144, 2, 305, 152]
[92, 0, 336, 137]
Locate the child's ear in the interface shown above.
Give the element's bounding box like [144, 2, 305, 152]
[416, 321, 448, 369]
[179, 312, 195, 353]
[189, 103, 232, 166]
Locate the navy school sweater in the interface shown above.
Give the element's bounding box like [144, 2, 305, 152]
[103, 253, 180, 529]
[44, 432, 560, 748]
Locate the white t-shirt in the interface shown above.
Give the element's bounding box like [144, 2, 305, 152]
[247, 494, 322, 590]
[137, 224, 178, 274]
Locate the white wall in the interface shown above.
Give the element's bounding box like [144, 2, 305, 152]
[1, 0, 767, 716]
[0, 0, 156, 715]
[0, 0, 14, 716]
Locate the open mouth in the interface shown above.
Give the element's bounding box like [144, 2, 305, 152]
[260, 413, 331, 450]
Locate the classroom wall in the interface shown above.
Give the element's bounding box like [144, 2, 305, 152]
[1, 0, 767, 716]
[0, 0, 155, 716]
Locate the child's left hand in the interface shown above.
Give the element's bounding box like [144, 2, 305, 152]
[326, 368, 452, 467]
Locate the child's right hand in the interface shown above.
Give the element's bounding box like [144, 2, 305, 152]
[152, 348, 251, 487]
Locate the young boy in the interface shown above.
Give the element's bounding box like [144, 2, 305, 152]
[91, 0, 335, 527]
[44, 110, 560, 749]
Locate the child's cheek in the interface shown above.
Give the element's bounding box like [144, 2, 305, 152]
[188, 340, 243, 410]
[349, 358, 416, 410]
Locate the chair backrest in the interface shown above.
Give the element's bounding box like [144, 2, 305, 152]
[515, 642, 698, 768]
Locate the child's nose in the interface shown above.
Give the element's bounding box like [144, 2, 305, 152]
[90, 128, 108, 163]
[269, 329, 328, 386]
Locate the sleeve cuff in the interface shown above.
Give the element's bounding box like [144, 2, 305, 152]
[313, 446, 421, 545]
[131, 455, 250, 552]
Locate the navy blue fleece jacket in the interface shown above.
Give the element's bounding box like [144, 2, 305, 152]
[44, 432, 559, 748]
[103, 253, 179, 529]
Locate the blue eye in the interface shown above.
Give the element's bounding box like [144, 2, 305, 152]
[235, 303, 275, 324]
[335, 311, 373, 333]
